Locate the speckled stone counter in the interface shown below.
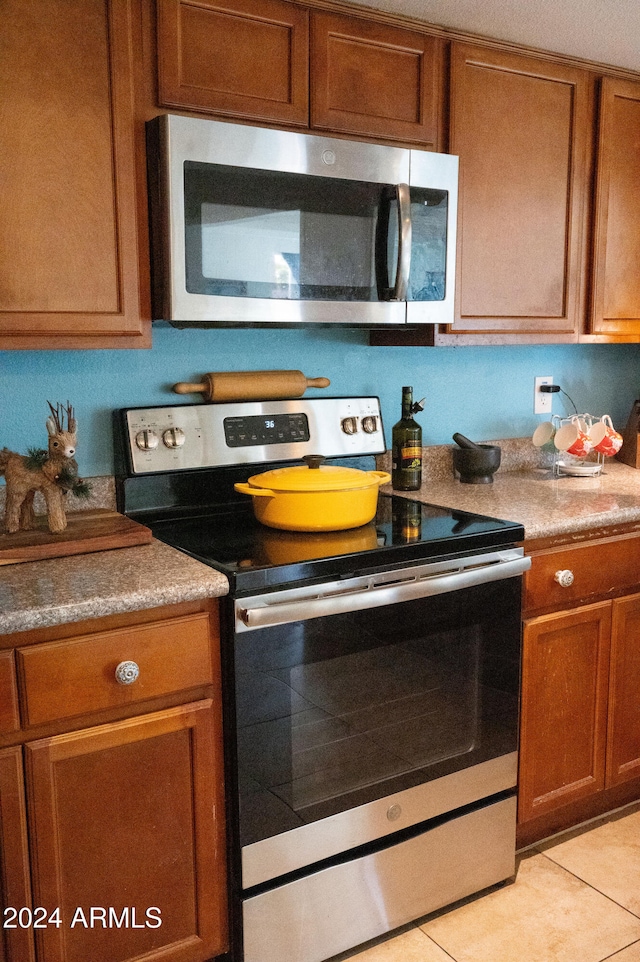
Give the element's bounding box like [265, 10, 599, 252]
[0, 539, 228, 636]
[379, 439, 640, 542]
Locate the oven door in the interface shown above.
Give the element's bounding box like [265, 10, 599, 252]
[233, 547, 529, 890]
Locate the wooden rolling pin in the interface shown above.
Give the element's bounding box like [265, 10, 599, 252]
[172, 370, 331, 402]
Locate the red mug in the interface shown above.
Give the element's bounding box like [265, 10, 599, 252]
[554, 418, 592, 458]
[590, 416, 623, 457]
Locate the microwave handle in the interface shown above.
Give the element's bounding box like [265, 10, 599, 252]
[391, 183, 412, 300]
[376, 184, 412, 301]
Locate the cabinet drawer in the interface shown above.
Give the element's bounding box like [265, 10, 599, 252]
[0, 650, 20, 734]
[525, 534, 640, 613]
[17, 613, 214, 726]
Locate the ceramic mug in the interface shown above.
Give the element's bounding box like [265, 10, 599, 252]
[532, 421, 556, 448]
[590, 415, 623, 457]
[554, 417, 593, 458]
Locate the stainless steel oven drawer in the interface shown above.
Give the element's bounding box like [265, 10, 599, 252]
[243, 794, 517, 962]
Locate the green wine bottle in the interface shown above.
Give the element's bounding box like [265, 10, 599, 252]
[392, 386, 424, 491]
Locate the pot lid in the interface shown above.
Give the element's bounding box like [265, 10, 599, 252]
[247, 456, 379, 492]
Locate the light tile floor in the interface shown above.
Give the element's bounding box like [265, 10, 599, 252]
[332, 802, 640, 962]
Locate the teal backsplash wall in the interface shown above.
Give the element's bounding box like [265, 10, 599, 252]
[2, 325, 640, 477]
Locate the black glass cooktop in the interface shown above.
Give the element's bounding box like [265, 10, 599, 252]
[142, 494, 524, 595]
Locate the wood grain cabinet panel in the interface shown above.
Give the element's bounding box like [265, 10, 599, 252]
[0, 746, 35, 962]
[448, 43, 592, 335]
[25, 700, 227, 962]
[607, 593, 640, 787]
[17, 612, 214, 726]
[157, 0, 309, 125]
[0, 653, 19, 736]
[310, 12, 442, 146]
[0, 0, 148, 348]
[590, 77, 640, 337]
[518, 603, 611, 823]
[524, 532, 640, 613]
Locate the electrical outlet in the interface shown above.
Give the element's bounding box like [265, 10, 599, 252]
[534, 376, 554, 415]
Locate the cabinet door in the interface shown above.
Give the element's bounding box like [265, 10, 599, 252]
[0, 747, 35, 962]
[449, 43, 592, 335]
[589, 78, 640, 338]
[157, 0, 309, 125]
[311, 12, 442, 147]
[607, 593, 640, 787]
[518, 603, 611, 823]
[0, 0, 148, 349]
[25, 700, 227, 962]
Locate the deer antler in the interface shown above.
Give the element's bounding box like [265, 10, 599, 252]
[46, 401, 76, 433]
[64, 402, 76, 433]
[46, 401, 63, 433]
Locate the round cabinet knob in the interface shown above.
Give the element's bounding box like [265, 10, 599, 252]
[554, 569, 575, 588]
[162, 427, 186, 449]
[341, 417, 358, 435]
[115, 660, 140, 685]
[361, 415, 378, 434]
[135, 429, 159, 451]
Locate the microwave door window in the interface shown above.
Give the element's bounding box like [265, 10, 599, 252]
[407, 187, 448, 302]
[183, 162, 386, 302]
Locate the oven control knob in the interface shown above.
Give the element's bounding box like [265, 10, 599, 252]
[554, 569, 575, 588]
[162, 427, 186, 449]
[387, 804, 402, 822]
[362, 416, 378, 434]
[341, 417, 358, 435]
[135, 429, 159, 451]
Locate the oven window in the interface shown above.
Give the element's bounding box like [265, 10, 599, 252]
[234, 577, 521, 847]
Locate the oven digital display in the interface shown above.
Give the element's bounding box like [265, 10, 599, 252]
[224, 413, 310, 447]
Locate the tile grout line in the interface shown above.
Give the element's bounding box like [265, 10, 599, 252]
[536, 849, 640, 920]
[598, 938, 640, 962]
[405, 922, 462, 962]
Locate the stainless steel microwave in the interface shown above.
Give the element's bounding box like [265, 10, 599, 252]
[147, 114, 458, 328]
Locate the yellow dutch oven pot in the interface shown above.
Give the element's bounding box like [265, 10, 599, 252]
[234, 455, 391, 532]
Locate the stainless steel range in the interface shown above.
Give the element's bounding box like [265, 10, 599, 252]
[115, 396, 529, 962]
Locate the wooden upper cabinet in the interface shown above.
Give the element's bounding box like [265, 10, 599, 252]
[0, 0, 149, 349]
[310, 12, 442, 147]
[448, 43, 592, 336]
[589, 77, 640, 338]
[157, 0, 309, 125]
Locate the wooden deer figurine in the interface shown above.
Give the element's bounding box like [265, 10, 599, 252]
[1, 402, 85, 534]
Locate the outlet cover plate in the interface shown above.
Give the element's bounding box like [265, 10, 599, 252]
[534, 376, 554, 414]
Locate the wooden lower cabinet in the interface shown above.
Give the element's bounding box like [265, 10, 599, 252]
[25, 701, 225, 962]
[0, 601, 227, 962]
[0, 747, 35, 962]
[519, 585, 640, 834]
[607, 593, 640, 786]
[519, 602, 611, 822]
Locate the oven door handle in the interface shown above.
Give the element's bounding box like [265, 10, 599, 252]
[236, 553, 531, 630]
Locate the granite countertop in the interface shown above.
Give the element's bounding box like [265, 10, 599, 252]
[378, 439, 640, 542]
[4, 441, 640, 635]
[0, 539, 228, 636]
